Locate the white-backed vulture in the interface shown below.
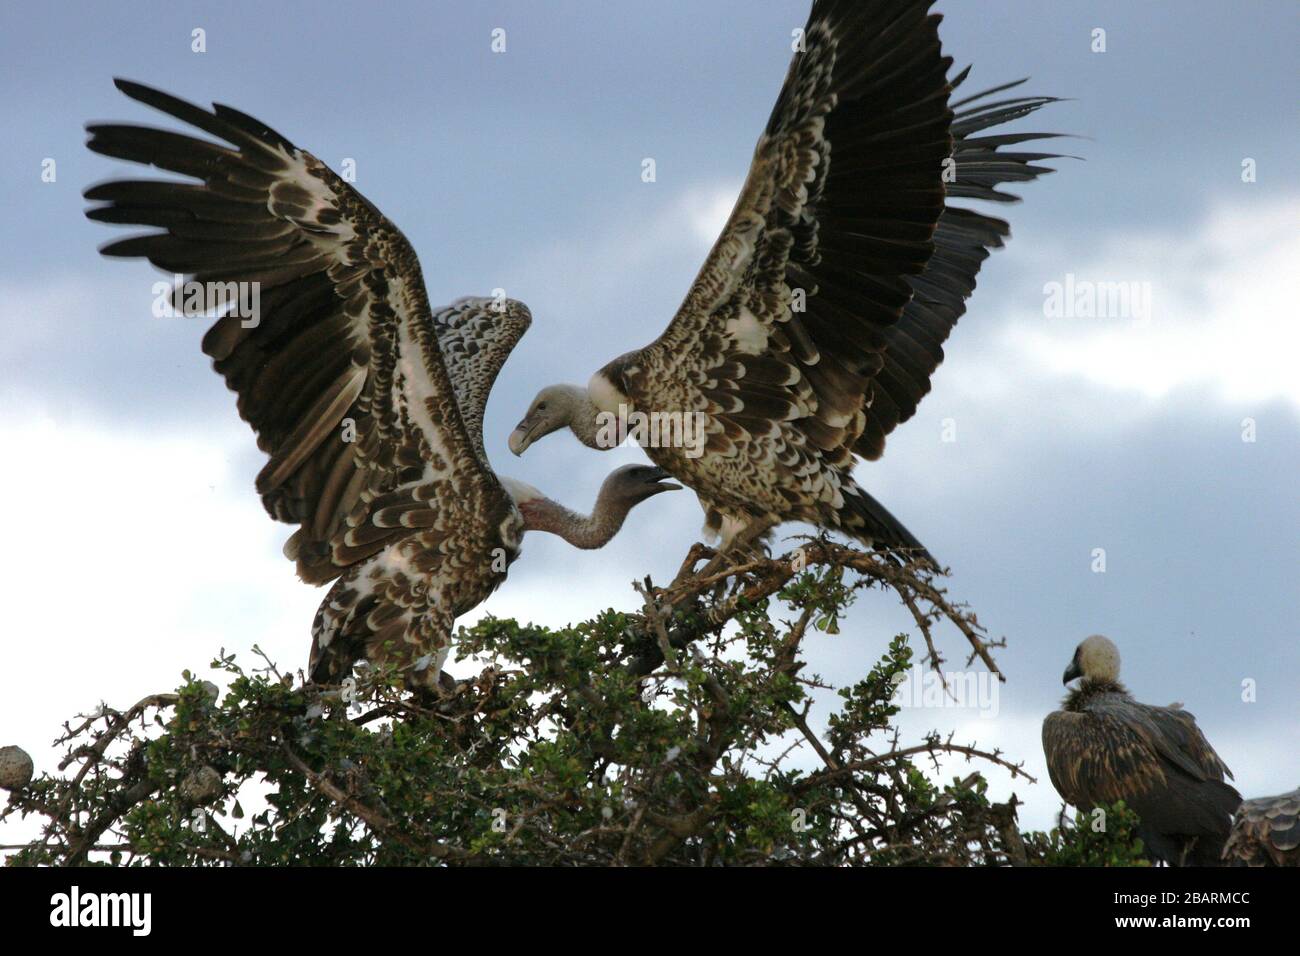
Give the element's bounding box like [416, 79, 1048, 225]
[84, 81, 678, 691]
[508, 0, 1061, 565]
[1042, 635, 1242, 866]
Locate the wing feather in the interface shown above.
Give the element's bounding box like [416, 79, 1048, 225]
[85, 79, 499, 584]
[1224, 789, 1300, 867]
[627, 0, 953, 500]
[429, 298, 532, 468]
[619, 6, 1062, 504]
[856, 73, 1062, 459]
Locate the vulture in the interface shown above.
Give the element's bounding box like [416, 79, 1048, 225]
[508, 0, 1062, 565]
[1042, 635, 1242, 867]
[83, 81, 679, 692]
[1222, 787, 1300, 867]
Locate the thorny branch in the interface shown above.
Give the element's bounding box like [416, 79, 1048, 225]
[629, 539, 1003, 685]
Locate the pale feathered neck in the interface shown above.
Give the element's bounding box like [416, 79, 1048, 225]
[562, 384, 605, 450]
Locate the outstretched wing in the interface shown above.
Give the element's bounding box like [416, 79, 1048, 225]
[85, 79, 498, 584]
[856, 71, 1061, 459]
[430, 297, 532, 468]
[627, 1, 1058, 473]
[631, 0, 953, 470]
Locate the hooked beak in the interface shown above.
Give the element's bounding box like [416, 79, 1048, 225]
[1062, 660, 1083, 685]
[508, 420, 538, 457]
[642, 466, 681, 495]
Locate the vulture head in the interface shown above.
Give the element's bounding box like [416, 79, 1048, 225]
[601, 464, 681, 504]
[508, 384, 593, 455]
[1063, 634, 1121, 685]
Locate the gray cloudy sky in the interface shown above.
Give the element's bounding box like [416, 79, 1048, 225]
[1, 1, 1296, 842]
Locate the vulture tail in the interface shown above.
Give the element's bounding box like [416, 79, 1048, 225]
[837, 483, 936, 568]
[1141, 778, 1241, 866]
[1184, 780, 1244, 866]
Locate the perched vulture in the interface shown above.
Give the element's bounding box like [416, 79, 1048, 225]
[1042, 635, 1242, 867]
[509, 0, 1061, 565]
[1222, 787, 1300, 867]
[84, 81, 678, 691]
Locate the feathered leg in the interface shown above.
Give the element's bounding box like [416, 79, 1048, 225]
[689, 518, 774, 582]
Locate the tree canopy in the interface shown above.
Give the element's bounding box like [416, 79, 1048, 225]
[2, 543, 1148, 866]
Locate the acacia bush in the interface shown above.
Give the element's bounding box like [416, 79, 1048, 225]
[1, 543, 1146, 866]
